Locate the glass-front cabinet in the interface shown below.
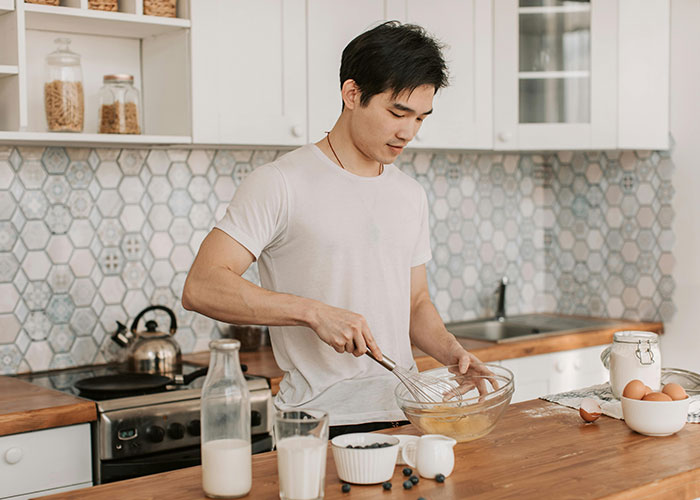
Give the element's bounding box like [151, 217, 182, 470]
[494, 0, 617, 150]
[494, 0, 669, 151]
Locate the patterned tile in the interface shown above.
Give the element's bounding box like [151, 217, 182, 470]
[0, 143, 676, 372]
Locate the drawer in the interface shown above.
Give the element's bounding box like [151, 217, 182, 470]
[1, 424, 92, 499]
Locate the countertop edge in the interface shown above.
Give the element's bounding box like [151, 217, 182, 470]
[0, 377, 97, 437]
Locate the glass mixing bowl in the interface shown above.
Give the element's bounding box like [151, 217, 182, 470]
[394, 363, 514, 442]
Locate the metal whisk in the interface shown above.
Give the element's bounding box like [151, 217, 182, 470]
[366, 351, 462, 403]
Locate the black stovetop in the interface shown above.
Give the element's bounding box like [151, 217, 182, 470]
[15, 362, 252, 402]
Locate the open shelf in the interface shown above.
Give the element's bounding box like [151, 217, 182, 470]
[0, 65, 19, 77]
[0, 131, 191, 146]
[23, 3, 190, 38]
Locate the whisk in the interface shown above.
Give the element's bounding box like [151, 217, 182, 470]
[366, 351, 462, 403]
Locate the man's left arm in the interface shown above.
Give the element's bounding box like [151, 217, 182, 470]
[408, 264, 481, 374]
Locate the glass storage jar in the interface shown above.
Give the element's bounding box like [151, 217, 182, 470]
[44, 38, 84, 132]
[98, 74, 142, 134]
[601, 330, 661, 399]
[200, 339, 252, 498]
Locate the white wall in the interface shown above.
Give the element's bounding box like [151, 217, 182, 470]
[660, 0, 700, 370]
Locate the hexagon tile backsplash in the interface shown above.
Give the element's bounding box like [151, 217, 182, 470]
[0, 146, 675, 374]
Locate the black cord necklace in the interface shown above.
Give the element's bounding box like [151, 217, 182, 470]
[325, 132, 384, 175]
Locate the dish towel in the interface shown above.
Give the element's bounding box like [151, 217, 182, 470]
[540, 382, 700, 423]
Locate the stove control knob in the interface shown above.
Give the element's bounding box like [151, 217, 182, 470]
[187, 419, 201, 436]
[146, 425, 165, 443]
[167, 422, 186, 440]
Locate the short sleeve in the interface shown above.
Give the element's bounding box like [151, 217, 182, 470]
[411, 187, 432, 267]
[215, 164, 288, 259]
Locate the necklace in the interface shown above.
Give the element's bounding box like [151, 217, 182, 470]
[326, 132, 384, 176]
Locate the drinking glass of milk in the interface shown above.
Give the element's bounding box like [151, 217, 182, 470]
[201, 339, 251, 498]
[274, 409, 329, 500]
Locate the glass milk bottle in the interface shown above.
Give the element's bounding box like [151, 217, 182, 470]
[201, 339, 251, 498]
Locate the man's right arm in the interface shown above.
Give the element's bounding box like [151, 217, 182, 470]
[181, 228, 382, 359]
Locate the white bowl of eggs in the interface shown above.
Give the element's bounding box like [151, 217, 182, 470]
[620, 379, 690, 436]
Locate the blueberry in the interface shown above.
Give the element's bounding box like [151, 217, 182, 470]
[403, 467, 413, 476]
[418, 497, 427, 500]
[403, 480, 413, 489]
[435, 473, 446, 483]
[410, 475, 419, 484]
[341, 483, 351, 493]
[382, 481, 392, 490]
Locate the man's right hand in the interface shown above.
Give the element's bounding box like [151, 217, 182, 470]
[308, 303, 383, 360]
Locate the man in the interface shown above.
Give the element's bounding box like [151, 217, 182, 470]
[183, 21, 487, 436]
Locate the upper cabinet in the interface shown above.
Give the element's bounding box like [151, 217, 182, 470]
[387, 0, 493, 150]
[190, 0, 306, 146]
[494, 0, 669, 151]
[0, 0, 670, 150]
[306, 0, 493, 150]
[0, 0, 192, 146]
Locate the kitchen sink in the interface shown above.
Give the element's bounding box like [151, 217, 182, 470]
[446, 314, 625, 343]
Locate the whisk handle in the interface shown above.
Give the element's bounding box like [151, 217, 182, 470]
[365, 351, 396, 371]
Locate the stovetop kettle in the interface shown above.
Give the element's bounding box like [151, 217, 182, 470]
[112, 305, 181, 375]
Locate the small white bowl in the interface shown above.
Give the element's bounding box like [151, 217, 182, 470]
[621, 396, 690, 436]
[330, 433, 400, 484]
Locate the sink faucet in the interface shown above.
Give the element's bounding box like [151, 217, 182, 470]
[495, 276, 508, 321]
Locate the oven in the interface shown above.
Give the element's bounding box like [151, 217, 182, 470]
[16, 363, 274, 484]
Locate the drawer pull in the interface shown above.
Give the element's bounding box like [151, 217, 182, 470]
[4, 447, 23, 464]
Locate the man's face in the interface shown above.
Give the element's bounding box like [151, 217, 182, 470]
[348, 84, 435, 165]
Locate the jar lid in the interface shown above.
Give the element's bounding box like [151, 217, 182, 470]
[613, 330, 659, 344]
[103, 74, 134, 83]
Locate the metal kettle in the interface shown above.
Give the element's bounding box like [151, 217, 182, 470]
[111, 305, 181, 375]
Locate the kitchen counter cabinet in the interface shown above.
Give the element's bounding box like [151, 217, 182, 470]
[184, 317, 663, 396]
[0, 376, 95, 499]
[0, 376, 96, 437]
[38, 399, 700, 500]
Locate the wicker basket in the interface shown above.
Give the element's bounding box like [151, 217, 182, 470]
[88, 0, 117, 11]
[143, 0, 176, 17]
[25, 0, 60, 5]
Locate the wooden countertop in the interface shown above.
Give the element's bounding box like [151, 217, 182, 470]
[0, 377, 96, 437]
[184, 318, 663, 395]
[39, 398, 700, 500]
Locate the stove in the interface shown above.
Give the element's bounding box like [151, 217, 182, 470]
[16, 362, 274, 484]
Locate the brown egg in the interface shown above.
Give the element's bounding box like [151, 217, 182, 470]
[579, 397, 602, 422]
[622, 379, 646, 400]
[644, 385, 653, 396]
[662, 383, 688, 401]
[642, 391, 673, 402]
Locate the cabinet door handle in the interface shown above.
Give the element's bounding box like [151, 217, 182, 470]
[555, 360, 565, 373]
[498, 131, 512, 143]
[4, 447, 23, 464]
[291, 125, 303, 138]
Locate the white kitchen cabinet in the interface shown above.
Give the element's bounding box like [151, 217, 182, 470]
[307, 0, 492, 150]
[493, 0, 669, 151]
[500, 344, 610, 404]
[0, 423, 92, 500]
[0, 1, 192, 146]
[386, 0, 493, 150]
[307, 0, 387, 142]
[190, 0, 307, 146]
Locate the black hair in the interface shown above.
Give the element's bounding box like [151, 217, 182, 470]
[339, 20, 449, 107]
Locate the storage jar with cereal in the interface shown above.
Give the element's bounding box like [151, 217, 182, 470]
[44, 38, 84, 133]
[98, 74, 142, 135]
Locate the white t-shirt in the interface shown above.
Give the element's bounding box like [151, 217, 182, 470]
[215, 144, 432, 425]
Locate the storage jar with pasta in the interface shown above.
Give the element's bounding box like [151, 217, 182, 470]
[44, 38, 84, 132]
[98, 74, 141, 134]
